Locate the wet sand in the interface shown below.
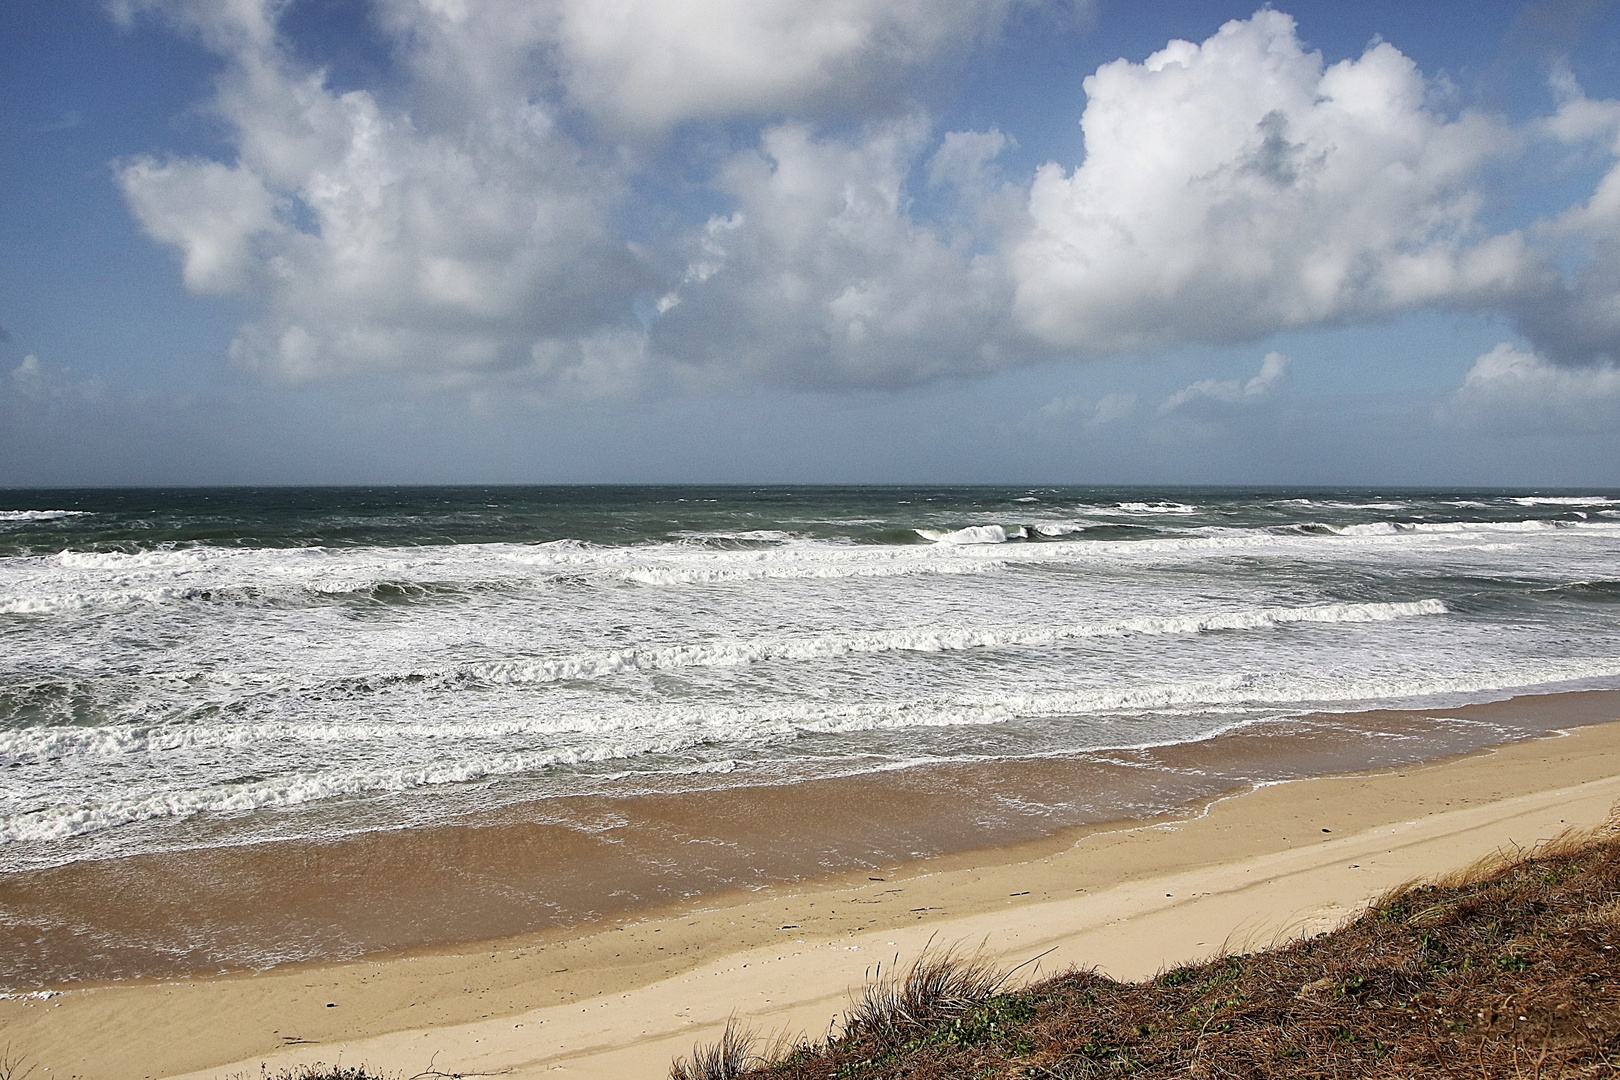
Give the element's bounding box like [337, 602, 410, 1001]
[4, 690, 1620, 1078]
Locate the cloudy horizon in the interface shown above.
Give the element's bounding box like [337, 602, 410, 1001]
[4, 0, 1620, 486]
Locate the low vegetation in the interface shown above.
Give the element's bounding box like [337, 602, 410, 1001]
[672, 823, 1620, 1079]
[227, 1064, 467, 1080]
[248, 1067, 392, 1080]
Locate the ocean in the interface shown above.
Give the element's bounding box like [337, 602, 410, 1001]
[5, 485, 1620, 886]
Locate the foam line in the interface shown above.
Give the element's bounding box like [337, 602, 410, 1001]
[8, 653, 1620, 846]
[464, 599, 1448, 685]
[6, 519, 1620, 616]
[0, 510, 88, 522]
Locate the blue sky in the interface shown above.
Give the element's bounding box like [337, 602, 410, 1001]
[4, 0, 1620, 486]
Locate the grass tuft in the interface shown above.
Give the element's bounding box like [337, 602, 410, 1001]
[842, 944, 1009, 1048]
[670, 1018, 760, 1080]
[255, 1067, 393, 1080]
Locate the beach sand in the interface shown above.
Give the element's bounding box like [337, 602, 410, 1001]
[6, 690, 1620, 1080]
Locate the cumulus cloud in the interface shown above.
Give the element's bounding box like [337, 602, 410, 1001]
[116, 0, 647, 381]
[649, 119, 1016, 387]
[1160, 352, 1290, 413]
[929, 127, 1012, 196]
[111, 0, 1047, 387]
[1508, 72, 1620, 366]
[107, 3, 1620, 397]
[1439, 342, 1620, 433]
[1013, 11, 1543, 352]
[550, 0, 1030, 132]
[121, 158, 280, 294]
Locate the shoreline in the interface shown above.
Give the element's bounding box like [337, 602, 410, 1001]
[1, 691, 1618, 1079]
[8, 687, 1620, 990]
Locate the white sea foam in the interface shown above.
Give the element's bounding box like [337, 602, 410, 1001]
[8, 650, 1620, 847]
[607, 557, 1000, 586]
[1510, 496, 1620, 506]
[783, 655, 1620, 735]
[1293, 518, 1572, 539]
[671, 529, 797, 543]
[463, 599, 1448, 686]
[1276, 500, 1411, 510]
[916, 524, 1010, 545]
[0, 510, 88, 522]
[0, 743, 684, 843]
[8, 519, 1620, 619]
[0, 599, 1452, 767]
[55, 547, 238, 570]
[2, 540, 1017, 613]
[1412, 519, 1567, 533]
[1116, 501, 1200, 514]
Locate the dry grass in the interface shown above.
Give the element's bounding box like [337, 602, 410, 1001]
[670, 1019, 762, 1080]
[680, 823, 1620, 1079]
[246, 1063, 488, 1080]
[843, 943, 1013, 1049]
[669, 945, 1014, 1079]
[252, 1067, 393, 1080]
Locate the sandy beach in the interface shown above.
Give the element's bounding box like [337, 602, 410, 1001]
[3, 689, 1620, 1079]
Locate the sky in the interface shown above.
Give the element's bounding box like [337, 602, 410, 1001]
[4, 0, 1620, 487]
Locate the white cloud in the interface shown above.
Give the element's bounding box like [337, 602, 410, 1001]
[1022, 390, 1136, 432]
[1013, 11, 1540, 352]
[3, 354, 105, 406]
[650, 120, 1015, 387]
[11, 355, 42, 386]
[120, 158, 280, 293]
[116, 0, 646, 382]
[1089, 391, 1136, 426]
[111, 0, 1039, 388]
[1439, 342, 1620, 434]
[528, 328, 661, 399]
[1510, 73, 1620, 366]
[1160, 352, 1289, 413]
[928, 127, 1014, 206]
[108, 2, 1620, 399]
[550, 0, 1033, 132]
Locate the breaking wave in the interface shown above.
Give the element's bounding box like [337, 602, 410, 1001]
[464, 599, 1448, 686]
[0, 510, 88, 522]
[7, 648, 1620, 847]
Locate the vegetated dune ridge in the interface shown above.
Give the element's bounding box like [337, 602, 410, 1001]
[671, 812, 1620, 1079]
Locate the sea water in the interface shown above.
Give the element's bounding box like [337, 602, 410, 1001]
[4, 485, 1620, 874]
